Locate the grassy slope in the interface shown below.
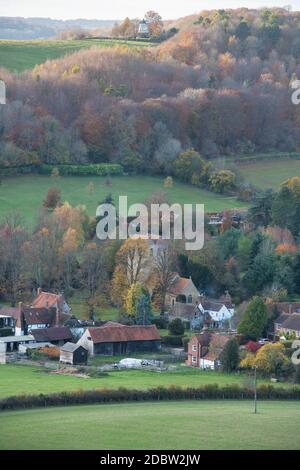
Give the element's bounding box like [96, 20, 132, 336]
[1, 401, 300, 449]
[238, 158, 300, 190]
[0, 364, 292, 399]
[0, 175, 246, 224]
[0, 39, 153, 73]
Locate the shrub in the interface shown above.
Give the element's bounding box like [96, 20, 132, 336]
[43, 187, 61, 209]
[39, 163, 123, 177]
[152, 317, 168, 329]
[161, 335, 184, 347]
[169, 318, 184, 336]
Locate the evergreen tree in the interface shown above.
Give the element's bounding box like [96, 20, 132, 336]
[135, 289, 153, 326]
[221, 338, 240, 372]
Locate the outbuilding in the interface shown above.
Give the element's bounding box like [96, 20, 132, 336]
[60, 342, 88, 365]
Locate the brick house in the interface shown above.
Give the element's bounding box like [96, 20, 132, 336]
[186, 333, 230, 369]
[186, 332, 211, 367]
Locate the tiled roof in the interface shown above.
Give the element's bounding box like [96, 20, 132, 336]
[275, 313, 291, 326]
[31, 327, 72, 342]
[203, 352, 219, 362]
[61, 342, 85, 353]
[32, 291, 63, 309]
[23, 307, 55, 326]
[170, 303, 197, 318]
[281, 314, 300, 331]
[193, 332, 211, 347]
[88, 325, 161, 344]
[275, 302, 300, 314]
[169, 276, 191, 295]
[200, 300, 224, 313]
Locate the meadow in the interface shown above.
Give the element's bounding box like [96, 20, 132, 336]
[0, 39, 154, 73]
[0, 364, 292, 399]
[1, 400, 299, 449]
[238, 158, 300, 190]
[0, 175, 246, 224]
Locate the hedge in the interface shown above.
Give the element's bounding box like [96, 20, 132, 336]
[1, 384, 300, 411]
[39, 164, 123, 177]
[232, 152, 300, 164]
[161, 335, 184, 347]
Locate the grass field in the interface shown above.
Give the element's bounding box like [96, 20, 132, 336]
[0, 175, 246, 224]
[0, 364, 291, 399]
[1, 400, 299, 449]
[0, 39, 154, 72]
[239, 158, 300, 190]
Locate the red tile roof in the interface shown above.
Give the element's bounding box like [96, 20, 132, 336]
[88, 325, 161, 344]
[32, 292, 63, 309]
[169, 276, 191, 295]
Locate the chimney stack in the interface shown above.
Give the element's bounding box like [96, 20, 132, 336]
[37, 287, 42, 296]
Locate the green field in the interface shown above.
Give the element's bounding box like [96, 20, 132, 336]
[1, 400, 299, 449]
[0, 175, 246, 224]
[0, 39, 154, 73]
[239, 158, 300, 190]
[0, 364, 290, 399]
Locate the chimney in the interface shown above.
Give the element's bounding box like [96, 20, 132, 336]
[55, 295, 63, 326]
[37, 287, 42, 296]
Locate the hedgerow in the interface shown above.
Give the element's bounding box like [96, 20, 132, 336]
[1, 384, 299, 411]
[39, 164, 123, 176]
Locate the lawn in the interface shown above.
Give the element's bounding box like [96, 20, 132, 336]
[1, 400, 299, 449]
[0, 364, 289, 399]
[0, 39, 154, 73]
[0, 175, 246, 225]
[238, 158, 300, 190]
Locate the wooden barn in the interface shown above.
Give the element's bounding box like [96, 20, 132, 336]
[77, 322, 161, 356]
[60, 342, 88, 365]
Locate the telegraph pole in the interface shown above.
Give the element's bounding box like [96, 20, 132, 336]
[254, 365, 258, 414]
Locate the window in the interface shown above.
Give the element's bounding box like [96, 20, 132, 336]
[192, 344, 197, 352]
[192, 356, 196, 364]
[187, 295, 193, 304]
[87, 337, 91, 341]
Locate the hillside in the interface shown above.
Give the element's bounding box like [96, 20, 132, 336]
[0, 38, 154, 72]
[1, 8, 300, 187]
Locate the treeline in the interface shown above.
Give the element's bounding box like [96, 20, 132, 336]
[1, 384, 300, 411]
[0, 9, 300, 174]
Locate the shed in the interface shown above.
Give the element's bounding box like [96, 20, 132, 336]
[60, 342, 88, 365]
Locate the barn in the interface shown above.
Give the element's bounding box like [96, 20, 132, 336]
[77, 323, 161, 356]
[60, 342, 88, 365]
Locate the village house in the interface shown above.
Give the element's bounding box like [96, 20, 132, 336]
[60, 342, 88, 365]
[166, 274, 199, 311]
[274, 313, 300, 339]
[77, 322, 161, 356]
[168, 289, 234, 330]
[186, 331, 211, 367]
[0, 289, 71, 336]
[186, 333, 230, 370]
[195, 293, 234, 329]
